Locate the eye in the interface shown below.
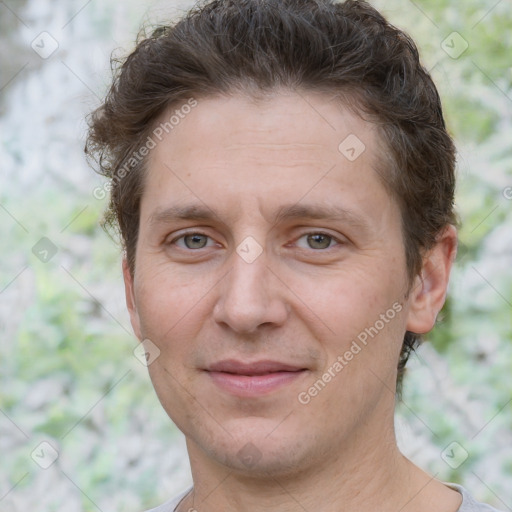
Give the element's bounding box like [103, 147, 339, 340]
[171, 232, 215, 249]
[296, 232, 340, 250]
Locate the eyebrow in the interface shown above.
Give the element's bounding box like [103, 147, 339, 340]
[272, 203, 369, 231]
[149, 204, 218, 226]
[148, 203, 370, 232]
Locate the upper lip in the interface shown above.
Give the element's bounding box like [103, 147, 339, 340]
[206, 359, 307, 375]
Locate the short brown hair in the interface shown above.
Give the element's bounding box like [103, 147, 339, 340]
[85, 0, 457, 392]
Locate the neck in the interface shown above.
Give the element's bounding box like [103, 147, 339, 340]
[177, 412, 459, 512]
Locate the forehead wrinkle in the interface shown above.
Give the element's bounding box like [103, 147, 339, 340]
[224, 142, 325, 150]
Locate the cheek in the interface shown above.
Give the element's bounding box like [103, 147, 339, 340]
[133, 263, 214, 349]
[293, 264, 408, 395]
[295, 264, 405, 343]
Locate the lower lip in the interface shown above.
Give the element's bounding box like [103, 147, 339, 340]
[207, 370, 306, 396]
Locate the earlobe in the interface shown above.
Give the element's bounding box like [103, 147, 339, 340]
[122, 258, 142, 340]
[405, 225, 458, 334]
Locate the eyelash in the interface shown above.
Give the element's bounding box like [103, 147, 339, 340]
[167, 231, 343, 251]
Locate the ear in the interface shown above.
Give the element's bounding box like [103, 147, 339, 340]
[122, 258, 142, 341]
[406, 225, 458, 334]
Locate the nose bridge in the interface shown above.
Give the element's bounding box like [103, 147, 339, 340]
[213, 242, 287, 333]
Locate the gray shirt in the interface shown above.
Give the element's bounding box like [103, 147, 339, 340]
[145, 483, 504, 512]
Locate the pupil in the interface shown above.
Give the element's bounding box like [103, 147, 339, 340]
[308, 234, 330, 249]
[185, 234, 207, 249]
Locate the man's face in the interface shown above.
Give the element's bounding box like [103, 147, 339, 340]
[125, 92, 417, 476]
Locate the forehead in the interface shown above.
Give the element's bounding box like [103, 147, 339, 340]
[141, 91, 395, 226]
[153, 91, 376, 159]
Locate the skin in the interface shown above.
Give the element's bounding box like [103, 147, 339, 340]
[123, 91, 460, 512]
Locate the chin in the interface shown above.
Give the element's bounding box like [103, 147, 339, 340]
[200, 420, 324, 479]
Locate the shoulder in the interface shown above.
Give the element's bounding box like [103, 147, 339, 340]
[143, 487, 192, 512]
[446, 483, 506, 512]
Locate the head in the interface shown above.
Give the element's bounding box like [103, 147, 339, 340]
[86, 0, 457, 478]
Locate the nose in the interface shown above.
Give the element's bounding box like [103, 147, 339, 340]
[212, 247, 289, 334]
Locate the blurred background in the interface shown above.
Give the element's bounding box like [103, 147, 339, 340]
[0, 0, 511, 510]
